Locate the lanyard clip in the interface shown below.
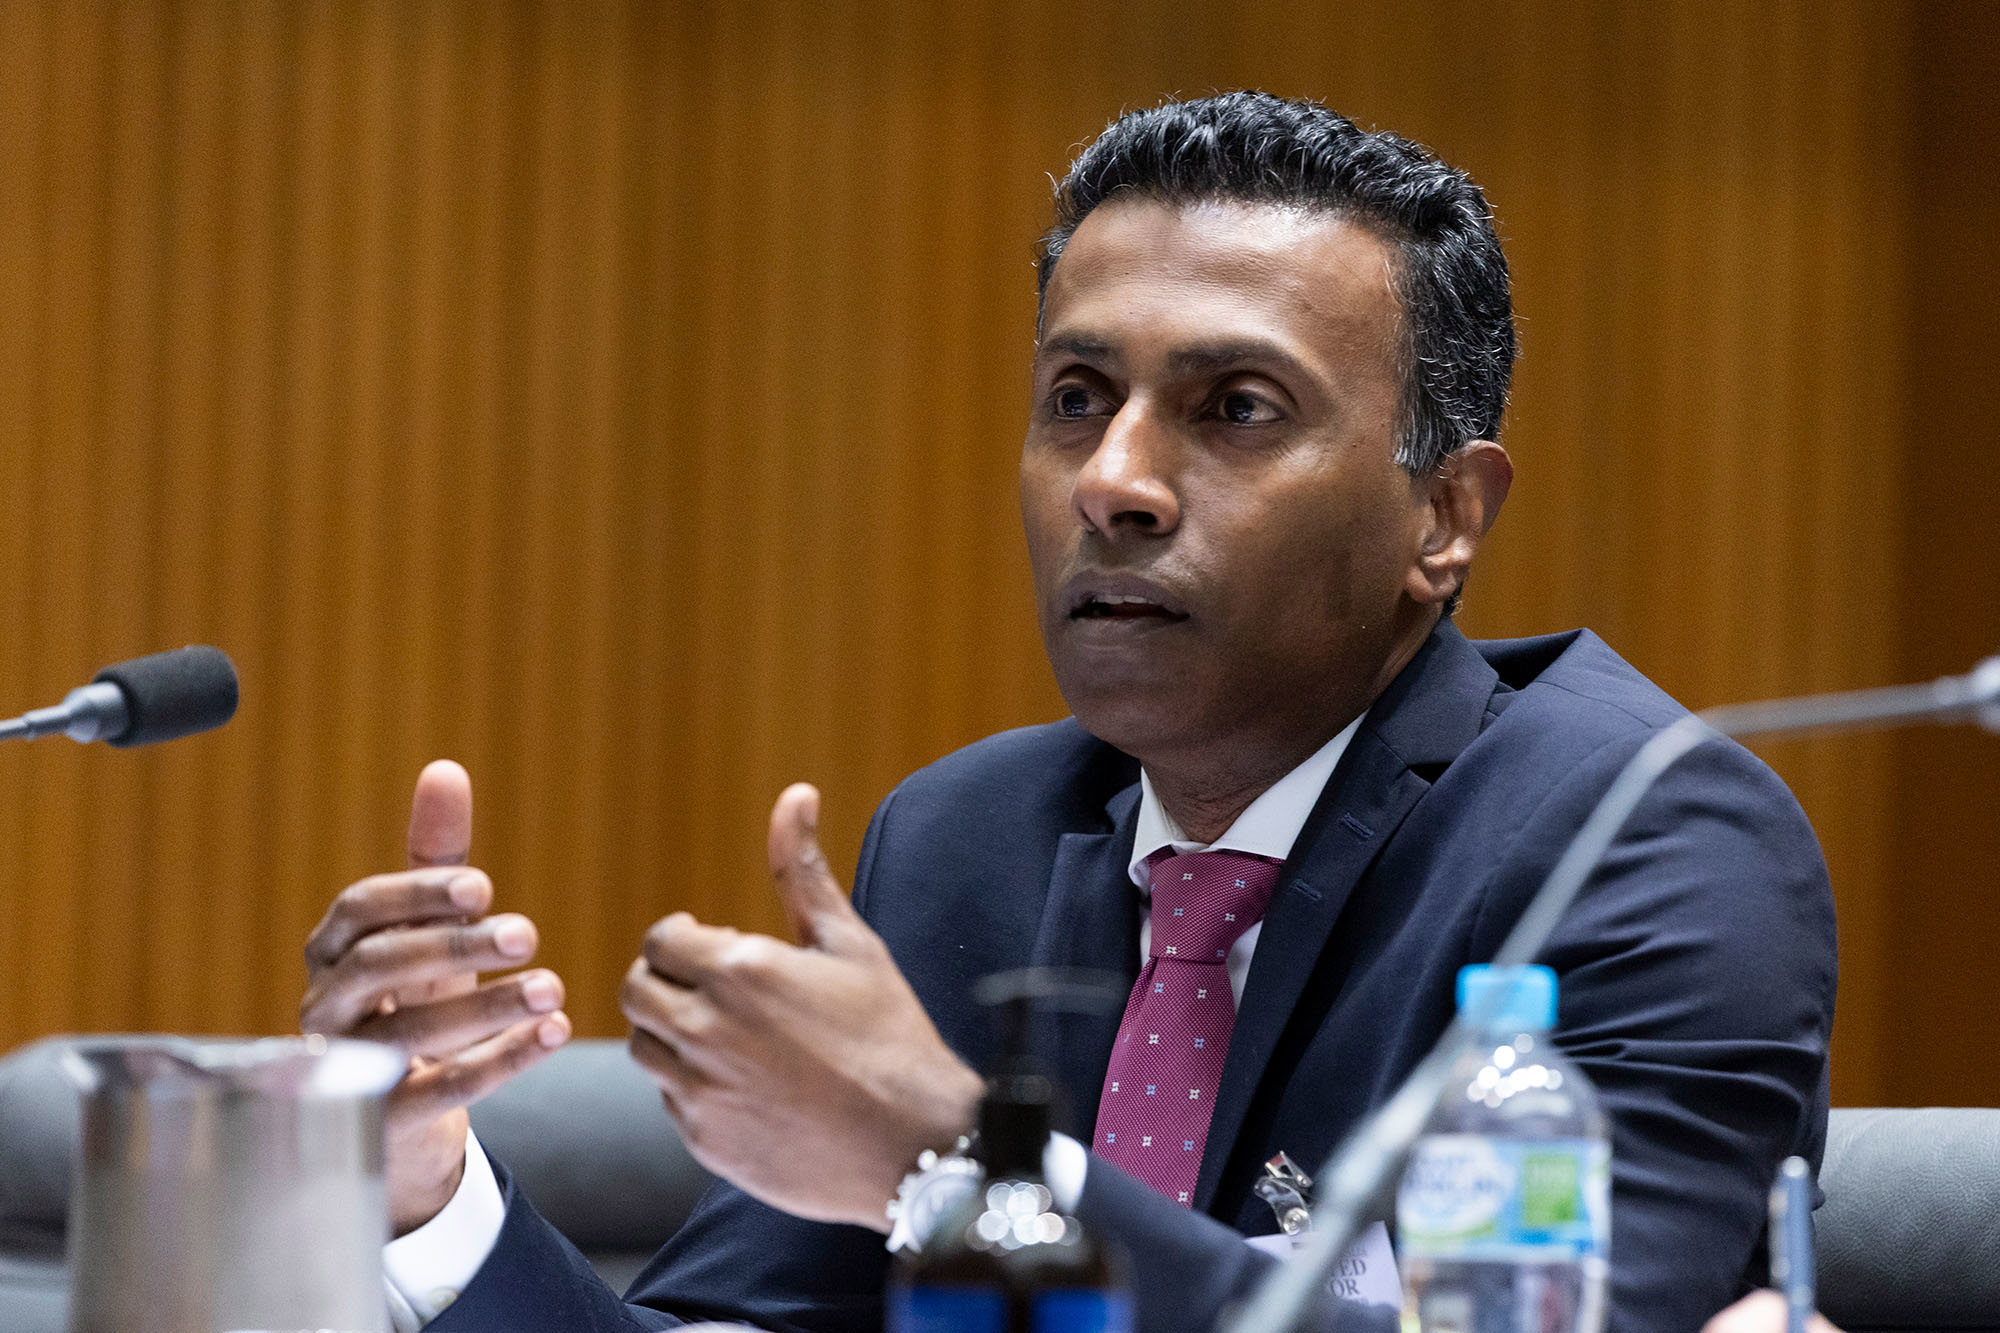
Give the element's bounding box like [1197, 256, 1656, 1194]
[1253, 1151, 1316, 1235]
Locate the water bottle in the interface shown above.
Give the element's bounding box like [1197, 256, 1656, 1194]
[1396, 964, 1610, 1333]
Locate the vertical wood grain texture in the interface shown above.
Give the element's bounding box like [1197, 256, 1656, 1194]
[1889, 6, 2000, 1106]
[0, 0, 1981, 1108]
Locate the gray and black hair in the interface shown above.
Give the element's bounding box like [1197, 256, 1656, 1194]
[1036, 92, 1516, 478]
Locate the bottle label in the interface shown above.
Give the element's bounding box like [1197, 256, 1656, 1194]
[1034, 1289, 1135, 1333]
[888, 1284, 1007, 1333]
[1396, 1134, 1609, 1262]
[886, 1285, 1131, 1333]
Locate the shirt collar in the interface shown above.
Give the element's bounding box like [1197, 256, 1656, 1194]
[1126, 714, 1363, 891]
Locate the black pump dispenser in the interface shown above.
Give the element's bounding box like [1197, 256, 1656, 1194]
[978, 980, 1059, 1180]
[887, 969, 1132, 1333]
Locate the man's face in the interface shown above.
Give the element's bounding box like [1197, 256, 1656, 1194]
[1020, 197, 1439, 768]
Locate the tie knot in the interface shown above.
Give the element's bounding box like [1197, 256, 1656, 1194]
[1147, 850, 1280, 962]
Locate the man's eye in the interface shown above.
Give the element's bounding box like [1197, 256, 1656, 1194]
[1053, 386, 1097, 419]
[1217, 391, 1278, 425]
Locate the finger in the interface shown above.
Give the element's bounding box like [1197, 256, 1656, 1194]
[305, 869, 494, 971]
[627, 1025, 705, 1109]
[765, 783, 861, 949]
[392, 1010, 571, 1123]
[361, 969, 564, 1059]
[620, 957, 721, 1050]
[303, 915, 538, 1033]
[639, 911, 743, 987]
[628, 1028, 693, 1131]
[408, 759, 474, 870]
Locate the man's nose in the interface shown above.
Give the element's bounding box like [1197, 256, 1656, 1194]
[1074, 401, 1181, 535]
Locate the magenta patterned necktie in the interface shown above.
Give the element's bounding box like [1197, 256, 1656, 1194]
[1092, 849, 1282, 1206]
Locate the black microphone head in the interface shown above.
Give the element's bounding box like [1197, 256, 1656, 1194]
[92, 646, 239, 748]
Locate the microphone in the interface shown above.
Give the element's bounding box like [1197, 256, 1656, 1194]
[0, 646, 240, 748]
[1226, 651, 2000, 1333]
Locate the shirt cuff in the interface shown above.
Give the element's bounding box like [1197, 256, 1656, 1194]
[1044, 1131, 1088, 1213]
[382, 1126, 506, 1328]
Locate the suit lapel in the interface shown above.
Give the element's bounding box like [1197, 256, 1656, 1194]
[1029, 782, 1143, 1140]
[1192, 623, 1502, 1210]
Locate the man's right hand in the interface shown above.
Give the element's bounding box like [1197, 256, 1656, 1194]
[1702, 1291, 1840, 1333]
[301, 759, 571, 1235]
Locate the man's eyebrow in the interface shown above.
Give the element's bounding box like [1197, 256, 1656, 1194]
[1165, 338, 1313, 380]
[1034, 333, 1117, 365]
[1033, 333, 1317, 384]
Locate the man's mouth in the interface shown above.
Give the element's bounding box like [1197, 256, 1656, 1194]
[1064, 577, 1191, 623]
[1072, 594, 1185, 621]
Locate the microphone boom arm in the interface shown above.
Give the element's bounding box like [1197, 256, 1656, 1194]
[0, 682, 130, 745]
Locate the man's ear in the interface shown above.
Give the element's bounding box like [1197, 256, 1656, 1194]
[1408, 441, 1513, 607]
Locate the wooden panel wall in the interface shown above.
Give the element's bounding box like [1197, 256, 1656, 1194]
[0, 0, 1983, 1108]
[1887, 7, 2000, 1107]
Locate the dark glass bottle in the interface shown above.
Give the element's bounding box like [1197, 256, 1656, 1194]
[888, 989, 1131, 1333]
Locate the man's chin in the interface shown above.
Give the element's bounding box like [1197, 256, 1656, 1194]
[1059, 682, 1209, 761]
[1042, 625, 1218, 749]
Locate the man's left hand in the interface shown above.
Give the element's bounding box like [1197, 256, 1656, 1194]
[622, 783, 986, 1231]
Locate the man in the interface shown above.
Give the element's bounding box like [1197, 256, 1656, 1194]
[303, 93, 1836, 1332]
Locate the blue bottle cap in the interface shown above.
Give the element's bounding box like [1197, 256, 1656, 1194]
[1456, 964, 1557, 1033]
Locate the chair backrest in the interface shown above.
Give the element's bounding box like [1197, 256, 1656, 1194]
[0, 1038, 74, 1333]
[466, 1037, 715, 1291]
[1817, 1106, 2000, 1333]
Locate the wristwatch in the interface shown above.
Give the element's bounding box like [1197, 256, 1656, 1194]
[885, 1136, 983, 1254]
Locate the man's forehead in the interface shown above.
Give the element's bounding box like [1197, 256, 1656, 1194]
[1035, 197, 1403, 362]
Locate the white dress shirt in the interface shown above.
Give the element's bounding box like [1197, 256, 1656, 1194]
[383, 717, 1361, 1328]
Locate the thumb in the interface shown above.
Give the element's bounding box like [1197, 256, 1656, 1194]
[408, 759, 474, 869]
[767, 783, 862, 950]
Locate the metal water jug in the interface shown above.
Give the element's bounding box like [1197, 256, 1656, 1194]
[61, 1034, 405, 1333]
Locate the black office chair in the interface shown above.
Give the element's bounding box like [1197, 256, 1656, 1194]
[1817, 1107, 2000, 1333]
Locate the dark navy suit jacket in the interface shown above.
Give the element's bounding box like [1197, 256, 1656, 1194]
[429, 624, 1836, 1333]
